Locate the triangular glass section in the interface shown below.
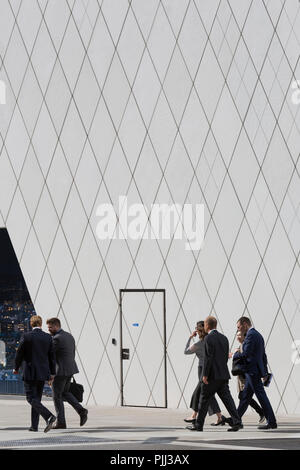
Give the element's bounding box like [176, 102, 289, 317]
[0, 228, 36, 395]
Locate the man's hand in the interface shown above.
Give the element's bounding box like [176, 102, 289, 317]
[13, 370, 18, 375]
[228, 352, 233, 359]
[202, 376, 209, 385]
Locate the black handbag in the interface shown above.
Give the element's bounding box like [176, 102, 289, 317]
[69, 376, 84, 402]
[231, 355, 246, 377]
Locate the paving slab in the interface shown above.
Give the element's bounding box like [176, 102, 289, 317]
[0, 396, 299, 450]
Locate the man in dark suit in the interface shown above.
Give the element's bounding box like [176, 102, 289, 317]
[46, 317, 88, 429]
[187, 316, 242, 432]
[234, 317, 277, 429]
[14, 315, 56, 432]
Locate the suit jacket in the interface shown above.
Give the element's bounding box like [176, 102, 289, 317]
[202, 330, 231, 381]
[233, 328, 268, 378]
[14, 328, 56, 381]
[52, 329, 79, 376]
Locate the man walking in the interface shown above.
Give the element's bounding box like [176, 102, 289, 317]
[14, 315, 56, 433]
[187, 316, 242, 432]
[234, 317, 277, 429]
[46, 317, 88, 429]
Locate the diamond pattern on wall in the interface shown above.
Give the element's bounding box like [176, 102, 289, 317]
[0, 0, 300, 412]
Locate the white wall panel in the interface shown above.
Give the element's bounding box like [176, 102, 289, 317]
[0, 0, 299, 413]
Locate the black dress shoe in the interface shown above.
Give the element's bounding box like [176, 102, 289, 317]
[227, 423, 243, 432]
[258, 423, 277, 430]
[220, 415, 232, 426]
[52, 423, 67, 429]
[184, 418, 196, 423]
[186, 424, 203, 431]
[79, 409, 88, 427]
[211, 415, 226, 426]
[259, 414, 266, 424]
[28, 427, 38, 432]
[44, 415, 56, 433]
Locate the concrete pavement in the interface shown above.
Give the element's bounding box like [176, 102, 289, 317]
[0, 395, 299, 450]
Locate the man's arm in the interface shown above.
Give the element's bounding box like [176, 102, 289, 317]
[234, 332, 256, 363]
[48, 339, 56, 376]
[14, 335, 26, 372]
[263, 351, 268, 370]
[262, 340, 268, 376]
[202, 336, 214, 380]
[52, 334, 61, 356]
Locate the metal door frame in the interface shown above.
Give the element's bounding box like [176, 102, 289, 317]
[119, 288, 167, 408]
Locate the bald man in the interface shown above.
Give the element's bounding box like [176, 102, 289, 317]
[187, 316, 242, 432]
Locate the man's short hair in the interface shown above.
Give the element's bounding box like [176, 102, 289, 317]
[237, 316, 252, 327]
[205, 316, 218, 330]
[46, 317, 61, 328]
[30, 315, 42, 327]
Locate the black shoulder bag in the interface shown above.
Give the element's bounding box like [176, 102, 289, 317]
[231, 355, 246, 377]
[69, 377, 84, 402]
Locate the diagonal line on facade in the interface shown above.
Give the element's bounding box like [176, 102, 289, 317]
[0, 0, 299, 410]
[1, 0, 101, 403]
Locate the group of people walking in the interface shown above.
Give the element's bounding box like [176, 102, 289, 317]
[14, 315, 88, 432]
[184, 316, 277, 431]
[13, 313, 276, 433]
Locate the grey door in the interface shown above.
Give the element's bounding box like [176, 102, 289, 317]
[120, 289, 167, 407]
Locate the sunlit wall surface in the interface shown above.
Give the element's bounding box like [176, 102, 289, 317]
[0, 0, 300, 413]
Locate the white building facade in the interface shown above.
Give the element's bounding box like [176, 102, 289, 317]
[0, 0, 300, 413]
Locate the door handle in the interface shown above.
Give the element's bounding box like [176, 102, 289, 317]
[122, 348, 130, 360]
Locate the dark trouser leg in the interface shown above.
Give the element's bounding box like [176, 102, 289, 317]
[190, 381, 202, 412]
[238, 389, 263, 416]
[216, 380, 241, 426]
[62, 377, 85, 415]
[246, 374, 276, 426]
[196, 382, 215, 430]
[194, 366, 221, 417]
[250, 398, 264, 416]
[191, 382, 221, 416]
[52, 376, 68, 425]
[238, 390, 263, 416]
[190, 366, 203, 412]
[207, 395, 221, 416]
[248, 395, 264, 417]
[237, 376, 255, 418]
[24, 381, 52, 428]
[30, 383, 39, 429]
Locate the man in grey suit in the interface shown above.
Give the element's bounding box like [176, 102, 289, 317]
[46, 317, 88, 429]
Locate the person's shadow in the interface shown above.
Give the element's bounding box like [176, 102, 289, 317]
[0, 427, 30, 431]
